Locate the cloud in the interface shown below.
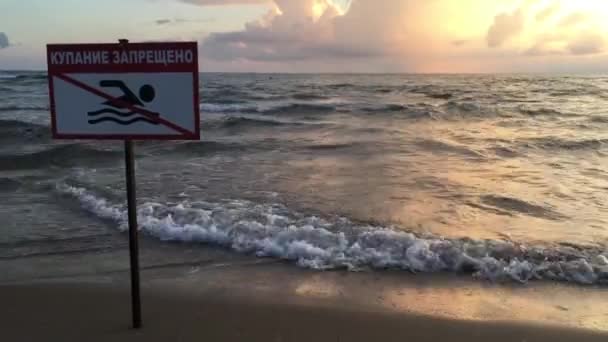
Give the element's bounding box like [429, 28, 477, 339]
[524, 28, 606, 57]
[524, 42, 562, 56]
[193, 0, 608, 73]
[486, 9, 525, 48]
[568, 32, 605, 55]
[558, 12, 587, 27]
[201, 0, 409, 63]
[0, 32, 9, 49]
[179, 0, 268, 5]
[155, 18, 214, 25]
[535, 2, 559, 22]
[485, 1, 606, 58]
[451, 39, 468, 47]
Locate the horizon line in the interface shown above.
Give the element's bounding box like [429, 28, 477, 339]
[1, 68, 606, 76]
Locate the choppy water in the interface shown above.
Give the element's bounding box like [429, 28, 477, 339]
[2, 71, 608, 285]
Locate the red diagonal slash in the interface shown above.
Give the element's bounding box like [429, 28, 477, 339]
[54, 73, 196, 137]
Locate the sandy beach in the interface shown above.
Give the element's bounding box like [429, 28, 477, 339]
[3, 262, 608, 342]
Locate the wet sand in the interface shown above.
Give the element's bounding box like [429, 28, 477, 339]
[3, 262, 608, 342]
[2, 283, 608, 342]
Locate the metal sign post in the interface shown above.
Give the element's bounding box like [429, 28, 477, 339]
[124, 139, 141, 328]
[119, 39, 142, 329]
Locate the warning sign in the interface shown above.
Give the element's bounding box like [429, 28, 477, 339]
[47, 42, 200, 140]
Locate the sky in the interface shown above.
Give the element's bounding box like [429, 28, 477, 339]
[1, 0, 607, 73]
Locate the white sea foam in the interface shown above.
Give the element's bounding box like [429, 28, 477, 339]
[200, 103, 258, 113]
[201, 102, 337, 115]
[56, 183, 608, 285]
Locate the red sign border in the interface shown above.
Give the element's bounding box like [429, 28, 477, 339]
[47, 42, 200, 141]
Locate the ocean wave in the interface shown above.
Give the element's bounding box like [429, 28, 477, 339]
[204, 88, 291, 103]
[522, 137, 608, 151]
[489, 146, 520, 158]
[303, 142, 366, 151]
[327, 83, 356, 89]
[262, 103, 337, 115]
[204, 88, 250, 98]
[291, 93, 328, 101]
[410, 85, 455, 100]
[0, 120, 48, 140]
[427, 93, 454, 100]
[443, 100, 484, 114]
[372, 87, 395, 94]
[202, 102, 337, 115]
[414, 138, 487, 158]
[203, 100, 549, 121]
[360, 104, 444, 120]
[200, 99, 578, 120]
[15, 74, 48, 81]
[201, 103, 258, 113]
[0, 105, 49, 112]
[588, 116, 608, 124]
[362, 104, 408, 113]
[161, 140, 252, 155]
[469, 195, 565, 220]
[0, 144, 121, 170]
[56, 183, 608, 285]
[0, 177, 21, 192]
[214, 116, 304, 129]
[245, 94, 286, 101]
[0, 73, 47, 81]
[518, 107, 564, 117]
[0, 119, 43, 130]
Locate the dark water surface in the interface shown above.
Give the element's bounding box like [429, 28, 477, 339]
[2, 71, 608, 285]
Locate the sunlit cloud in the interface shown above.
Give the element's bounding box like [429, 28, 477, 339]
[194, 0, 607, 72]
[179, 0, 269, 5]
[487, 9, 525, 47]
[164, 0, 608, 72]
[491, 0, 608, 58]
[201, 0, 389, 62]
[535, 2, 560, 22]
[201, 0, 413, 64]
[567, 32, 605, 55]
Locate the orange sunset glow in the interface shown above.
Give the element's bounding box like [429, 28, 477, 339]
[2, 0, 607, 72]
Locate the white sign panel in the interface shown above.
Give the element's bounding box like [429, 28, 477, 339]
[47, 42, 200, 140]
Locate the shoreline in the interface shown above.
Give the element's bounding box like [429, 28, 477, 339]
[3, 282, 608, 342]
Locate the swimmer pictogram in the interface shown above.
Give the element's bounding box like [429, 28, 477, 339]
[87, 80, 159, 125]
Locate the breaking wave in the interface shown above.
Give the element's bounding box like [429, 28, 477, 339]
[56, 183, 608, 285]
